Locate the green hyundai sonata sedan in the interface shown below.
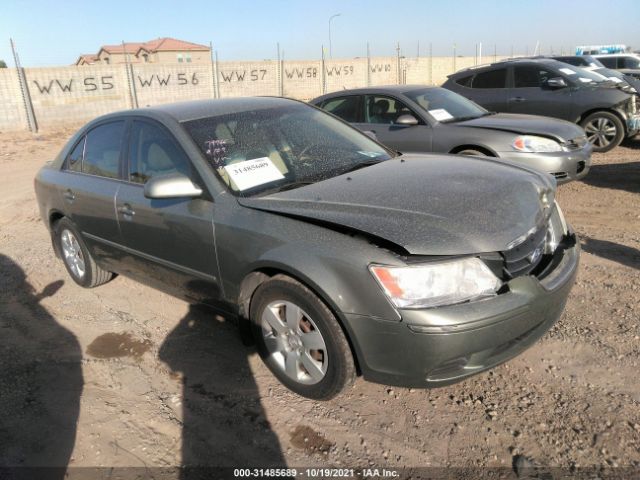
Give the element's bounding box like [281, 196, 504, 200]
[34, 97, 579, 399]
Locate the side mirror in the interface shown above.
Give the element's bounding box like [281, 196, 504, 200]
[395, 114, 419, 126]
[363, 130, 378, 140]
[144, 173, 203, 199]
[547, 77, 568, 89]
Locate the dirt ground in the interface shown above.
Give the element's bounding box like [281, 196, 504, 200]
[0, 126, 638, 479]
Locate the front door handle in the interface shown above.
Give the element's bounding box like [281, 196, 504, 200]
[509, 97, 526, 102]
[63, 189, 75, 202]
[117, 203, 136, 219]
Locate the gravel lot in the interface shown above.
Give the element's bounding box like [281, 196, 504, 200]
[0, 126, 638, 478]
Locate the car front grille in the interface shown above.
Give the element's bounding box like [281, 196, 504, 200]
[501, 225, 547, 279]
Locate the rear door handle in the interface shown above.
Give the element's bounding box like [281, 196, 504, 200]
[509, 97, 526, 102]
[117, 203, 136, 219]
[63, 189, 75, 202]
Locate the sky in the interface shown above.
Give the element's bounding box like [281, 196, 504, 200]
[1, 0, 639, 67]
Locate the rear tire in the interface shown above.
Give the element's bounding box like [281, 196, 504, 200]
[54, 218, 113, 288]
[580, 111, 624, 153]
[250, 275, 356, 400]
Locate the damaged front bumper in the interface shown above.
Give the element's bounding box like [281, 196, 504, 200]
[343, 234, 580, 388]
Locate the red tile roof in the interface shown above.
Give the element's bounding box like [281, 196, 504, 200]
[100, 42, 145, 54]
[75, 54, 99, 65]
[141, 37, 209, 52]
[98, 37, 209, 56]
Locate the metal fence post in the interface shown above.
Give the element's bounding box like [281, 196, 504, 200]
[453, 43, 457, 72]
[277, 43, 283, 97]
[321, 46, 326, 95]
[214, 51, 221, 98]
[123, 41, 138, 108]
[10, 38, 37, 132]
[366, 42, 371, 87]
[429, 42, 433, 85]
[209, 41, 216, 99]
[396, 42, 401, 84]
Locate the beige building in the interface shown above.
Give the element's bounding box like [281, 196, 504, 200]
[75, 37, 210, 66]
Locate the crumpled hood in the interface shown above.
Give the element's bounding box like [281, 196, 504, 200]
[238, 155, 555, 256]
[457, 113, 584, 142]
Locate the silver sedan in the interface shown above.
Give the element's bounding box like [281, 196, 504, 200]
[312, 86, 592, 184]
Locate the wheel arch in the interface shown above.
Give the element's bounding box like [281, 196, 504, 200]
[237, 264, 364, 375]
[48, 210, 66, 258]
[449, 144, 497, 156]
[578, 108, 627, 133]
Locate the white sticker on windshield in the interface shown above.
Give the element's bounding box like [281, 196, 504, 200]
[223, 157, 284, 191]
[559, 68, 576, 75]
[578, 77, 593, 83]
[428, 108, 454, 121]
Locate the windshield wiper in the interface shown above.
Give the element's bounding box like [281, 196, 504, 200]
[339, 159, 385, 175]
[268, 181, 317, 193]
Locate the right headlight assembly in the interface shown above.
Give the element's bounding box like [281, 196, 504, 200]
[545, 201, 568, 254]
[369, 258, 502, 309]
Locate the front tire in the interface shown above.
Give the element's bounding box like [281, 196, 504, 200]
[54, 218, 113, 288]
[580, 111, 625, 153]
[456, 148, 487, 156]
[250, 275, 356, 400]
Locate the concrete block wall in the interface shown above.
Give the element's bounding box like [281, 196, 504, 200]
[0, 55, 494, 131]
[132, 63, 213, 107]
[282, 61, 322, 100]
[0, 69, 28, 130]
[23, 65, 130, 127]
[216, 61, 279, 98]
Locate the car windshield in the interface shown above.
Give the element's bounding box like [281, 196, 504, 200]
[182, 103, 393, 196]
[552, 62, 611, 84]
[403, 87, 488, 123]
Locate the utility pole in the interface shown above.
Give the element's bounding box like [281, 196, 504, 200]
[329, 13, 341, 58]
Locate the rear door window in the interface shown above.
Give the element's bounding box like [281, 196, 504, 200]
[471, 69, 507, 88]
[321, 96, 362, 122]
[83, 121, 125, 179]
[598, 57, 617, 68]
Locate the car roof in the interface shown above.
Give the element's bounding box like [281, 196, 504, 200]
[90, 96, 304, 125]
[450, 57, 561, 76]
[313, 85, 438, 101]
[593, 53, 639, 58]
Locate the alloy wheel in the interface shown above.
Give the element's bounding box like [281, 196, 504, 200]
[60, 229, 86, 279]
[584, 117, 618, 149]
[260, 300, 328, 385]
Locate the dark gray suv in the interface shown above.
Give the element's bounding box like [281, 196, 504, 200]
[34, 98, 579, 399]
[443, 58, 640, 152]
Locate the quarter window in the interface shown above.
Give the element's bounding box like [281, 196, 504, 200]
[128, 121, 192, 184]
[455, 75, 473, 87]
[65, 137, 85, 173]
[83, 121, 124, 179]
[472, 69, 507, 89]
